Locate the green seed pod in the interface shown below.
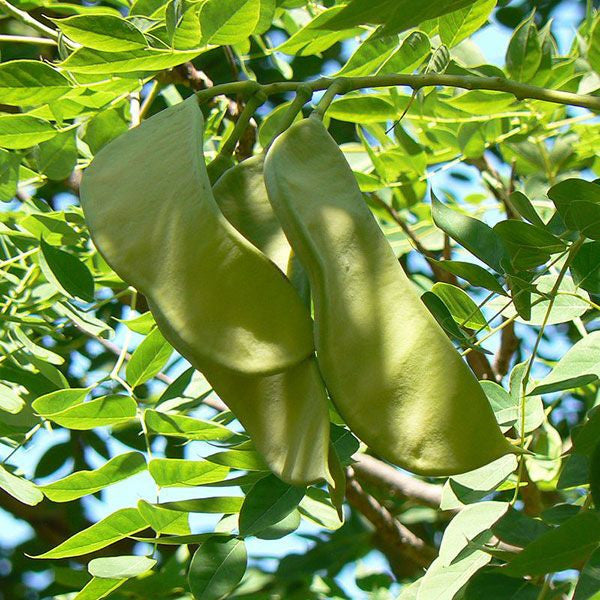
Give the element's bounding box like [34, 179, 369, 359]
[264, 115, 516, 476]
[213, 155, 311, 307]
[80, 96, 313, 376]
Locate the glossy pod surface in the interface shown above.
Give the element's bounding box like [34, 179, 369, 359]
[80, 96, 313, 376]
[264, 115, 515, 476]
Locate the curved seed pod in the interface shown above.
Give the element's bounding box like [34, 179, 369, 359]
[213, 155, 311, 307]
[80, 96, 313, 376]
[205, 357, 332, 486]
[264, 115, 516, 476]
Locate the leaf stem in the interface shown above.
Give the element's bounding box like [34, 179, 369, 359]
[0, 0, 58, 40]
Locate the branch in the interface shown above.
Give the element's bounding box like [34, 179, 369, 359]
[196, 74, 600, 112]
[345, 469, 437, 572]
[352, 453, 443, 508]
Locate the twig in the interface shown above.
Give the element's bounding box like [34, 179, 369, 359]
[346, 470, 437, 571]
[351, 453, 443, 508]
[0, 0, 58, 40]
[0, 33, 56, 45]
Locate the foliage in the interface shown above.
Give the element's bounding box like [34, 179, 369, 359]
[0, 0, 598, 599]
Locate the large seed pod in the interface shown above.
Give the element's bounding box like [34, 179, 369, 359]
[264, 115, 517, 476]
[80, 96, 313, 376]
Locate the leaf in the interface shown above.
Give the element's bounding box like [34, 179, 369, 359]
[148, 459, 229, 487]
[60, 47, 205, 74]
[574, 546, 600, 600]
[591, 442, 600, 510]
[83, 108, 129, 154]
[506, 16, 542, 82]
[32, 387, 90, 416]
[126, 328, 173, 388]
[256, 508, 301, 540]
[429, 259, 506, 295]
[421, 291, 472, 345]
[548, 178, 600, 233]
[0, 60, 71, 105]
[0, 383, 25, 414]
[0, 465, 43, 506]
[37, 130, 78, 181]
[588, 18, 600, 76]
[40, 452, 147, 502]
[494, 220, 565, 271]
[320, 0, 479, 36]
[335, 30, 400, 77]
[531, 332, 600, 395]
[376, 31, 430, 75]
[299, 488, 344, 531]
[39, 238, 95, 301]
[509, 361, 545, 435]
[0, 149, 20, 202]
[239, 474, 305, 537]
[275, 6, 362, 56]
[143, 409, 233, 441]
[55, 301, 112, 338]
[137, 499, 190, 535]
[464, 571, 539, 600]
[0, 114, 56, 149]
[55, 15, 148, 51]
[88, 555, 156, 579]
[155, 496, 243, 514]
[188, 537, 247, 600]
[438, 0, 496, 48]
[431, 194, 506, 271]
[43, 395, 137, 430]
[492, 508, 551, 548]
[33, 507, 148, 558]
[418, 502, 509, 600]
[509, 191, 546, 228]
[328, 94, 403, 123]
[503, 510, 600, 576]
[199, 0, 260, 45]
[206, 449, 268, 471]
[73, 578, 126, 600]
[119, 311, 155, 334]
[431, 282, 488, 329]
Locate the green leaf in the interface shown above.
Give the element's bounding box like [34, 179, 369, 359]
[119, 311, 155, 335]
[37, 130, 78, 181]
[275, 6, 362, 56]
[0, 114, 56, 149]
[33, 507, 148, 558]
[328, 93, 402, 123]
[73, 578, 126, 600]
[40, 452, 147, 502]
[148, 458, 229, 487]
[589, 442, 600, 510]
[531, 332, 600, 395]
[492, 507, 551, 548]
[32, 387, 90, 416]
[88, 555, 156, 579]
[447, 90, 515, 116]
[421, 291, 471, 345]
[0, 149, 20, 202]
[55, 15, 148, 51]
[418, 502, 509, 599]
[0, 60, 71, 105]
[376, 31, 430, 75]
[438, 1, 496, 48]
[188, 537, 247, 600]
[199, 0, 260, 45]
[126, 328, 173, 388]
[335, 31, 400, 77]
[39, 238, 95, 302]
[429, 259, 506, 295]
[504, 510, 600, 576]
[320, 0, 479, 36]
[506, 16, 542, 82]
[239, 474, 305, 537]
[83, 108, 129, 155]
[548, 178, 600, 233]
[509, 191, 546, 228]
[574, 545, 600, 600]
[43, 395, 137, 430]
[137, 499, 191, 535]
[0, 465, 43, 506]
[299, 488, 344, 530]
[431, 282, 488, 329]
[60, 47, 205, 74]
[465, 571, 539, 600]
[509, 361, 545, 435]
[155, 496, 243, 514]
[256, 508, 301, 540]
[143, 409, 233, 441]
[494, 220, 565, 271]
[588, 18, 600, 76]
[0, 383, 25, 414]
[431, 194, 506, 271]
[206, 449, 269, 471]
[13, 326, 64, 365]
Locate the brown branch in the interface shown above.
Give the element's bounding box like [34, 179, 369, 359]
[345, 469, 437, 573]
[352, 453, 443, 508]
[494, 319, 520, 378]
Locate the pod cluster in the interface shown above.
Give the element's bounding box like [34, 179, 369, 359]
[80, 96, 516, 487]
